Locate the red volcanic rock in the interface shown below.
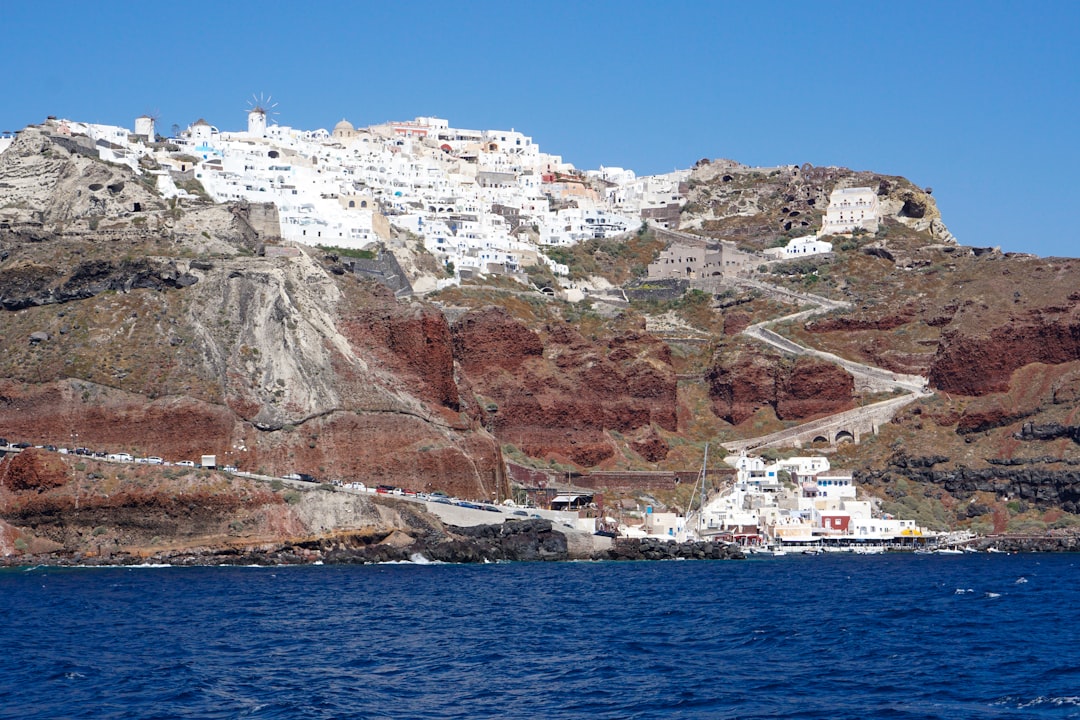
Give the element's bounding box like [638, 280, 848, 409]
[0, 380, 236, 461]
[339, 297, 460, 410]
[707, 350, 854, 424]
[2, 448, 70, 492]
[630, 427, 670, 462]
[929, 306, 1080, 396]
[707, 351, 776, 425]
[254, 411, 505, 500]
[452, 312, 678, 467]
[723, 312, 752, 336]
[805, 309, 915, 333]
[452, 306, 543, 373]
[776, 358, 856, 419]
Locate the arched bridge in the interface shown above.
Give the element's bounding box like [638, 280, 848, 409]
[721, 392, 919, 454]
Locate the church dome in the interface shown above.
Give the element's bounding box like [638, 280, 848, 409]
[333, 119, 355, 135]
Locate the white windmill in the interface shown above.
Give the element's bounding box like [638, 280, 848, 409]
[246, 93, 279, 138]
[135, 109, 160, 141]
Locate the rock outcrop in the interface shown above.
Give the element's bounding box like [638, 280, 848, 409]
[707, 349, 855, 425]
[929, 304, 1080, 396]
[452, 307, 678, 466]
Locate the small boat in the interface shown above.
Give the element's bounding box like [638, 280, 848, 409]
[934, 548, 964, 555]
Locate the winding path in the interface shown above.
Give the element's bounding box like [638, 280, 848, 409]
[721, 276, 931, 452]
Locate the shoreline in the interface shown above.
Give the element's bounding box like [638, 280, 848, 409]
[4, 532, 1079, 568]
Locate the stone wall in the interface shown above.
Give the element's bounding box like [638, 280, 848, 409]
[345, 247, 413, 296]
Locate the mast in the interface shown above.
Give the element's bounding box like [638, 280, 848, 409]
[684, 443, 709, 536]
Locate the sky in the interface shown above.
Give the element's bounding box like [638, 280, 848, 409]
[1, 0, 1077, 257]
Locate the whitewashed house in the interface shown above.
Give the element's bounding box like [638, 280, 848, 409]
[821, 186, 879, 235]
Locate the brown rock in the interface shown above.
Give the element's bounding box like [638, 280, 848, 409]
[1, 448, 70, 492]
[929, 306, 1080, 396]
[707, 350, 854, 424]
[451, 312, 678, 467]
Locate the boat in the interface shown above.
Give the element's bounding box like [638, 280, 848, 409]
[934, 548, 964, 555]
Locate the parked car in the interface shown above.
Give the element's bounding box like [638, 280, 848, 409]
[176, 460, 195, 467]
[431, 496, 454, 505]
[283, 473, 302, 481]
[0, 438, 8, 447]
[512, 510, 529, 517]
[146, 456, 164, 465]
[481, 505, 501, 513]
[455, 501, 482, 510]
[297, 473, 317, 483]
[13, 442, 31, 449]
[222, 465, 238, 473]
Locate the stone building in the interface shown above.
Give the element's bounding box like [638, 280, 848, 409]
[647, 238, 757, 279]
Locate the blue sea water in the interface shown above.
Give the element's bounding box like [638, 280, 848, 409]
[1, 554, 1078, 719]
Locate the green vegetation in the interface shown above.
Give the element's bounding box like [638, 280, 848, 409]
[543, 226, 664, 283]
[176, 178, 211, 201]
[523, 263, 559, 291]
[317, 244, 376, 260]
[629, 288, 718, 331]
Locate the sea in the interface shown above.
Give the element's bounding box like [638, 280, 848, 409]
[1, 553, 1078, 720]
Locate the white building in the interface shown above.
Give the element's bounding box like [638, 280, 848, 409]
[692, 452, 932, 547]
[763, 234, 834, 259]
[821, 186, 879, 235]
[134, 115, 155, 141]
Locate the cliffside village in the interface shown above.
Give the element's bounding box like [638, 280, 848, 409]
[0, 112, 881, 296]
[624, 452, 936, 551]
[0, 111, 960, 553]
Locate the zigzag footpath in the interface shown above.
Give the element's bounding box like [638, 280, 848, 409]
[722, 277, 931, 452]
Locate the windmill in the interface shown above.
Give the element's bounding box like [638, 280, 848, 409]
[246, 93, 279, 137]
[136, 108, 161, 141]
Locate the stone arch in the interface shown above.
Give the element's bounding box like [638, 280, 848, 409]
[835, 430, 855, 444]
[812, 435, 829, 445]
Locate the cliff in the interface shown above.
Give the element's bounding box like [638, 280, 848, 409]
[2, 120, 1080, 560]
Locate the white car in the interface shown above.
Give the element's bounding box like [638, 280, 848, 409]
[175, 460, 196, 467]
[147, 456, 164, 465]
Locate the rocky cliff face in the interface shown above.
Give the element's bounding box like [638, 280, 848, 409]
[0, 125, 505, 500]
[3, 120, 1080, 557]
[930, 302, 1080, 396]
[0, 448, 576, 564]
[681, 160, 952, 247]
[451, 306, 678, 466]
[706, 348, 855, 424]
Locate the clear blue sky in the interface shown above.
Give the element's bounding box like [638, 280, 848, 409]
[2, 1, 1077, 257]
